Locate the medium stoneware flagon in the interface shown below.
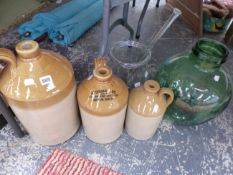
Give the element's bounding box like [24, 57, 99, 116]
[77, 58, 128, 144]
[126, 80, 174, 140]
[0, 40, 80, 145]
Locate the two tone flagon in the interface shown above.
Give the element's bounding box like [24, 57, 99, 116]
[0, 40, 80, 145]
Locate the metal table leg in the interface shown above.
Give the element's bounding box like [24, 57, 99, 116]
[156, 0, 160, 8]
[132, 0, 136, 7]
[135, 0, 150, 39]
[99, 1, 134, 57]
[109, 2, 134, 39]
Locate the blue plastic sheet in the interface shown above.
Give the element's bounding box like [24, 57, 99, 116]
[18, 0, 98, 40]
[48, 0, 102, 46]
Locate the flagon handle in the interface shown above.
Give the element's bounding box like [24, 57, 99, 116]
[159, 88, 174, 107]
[0, 48, 16, 69]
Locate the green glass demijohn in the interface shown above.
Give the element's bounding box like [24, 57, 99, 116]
[155, 38, 232, 125]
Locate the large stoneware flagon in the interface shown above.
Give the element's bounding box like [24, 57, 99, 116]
[0, 40, 80, 145]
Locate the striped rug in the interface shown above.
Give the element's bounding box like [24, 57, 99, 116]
[37, 149, 122, 175]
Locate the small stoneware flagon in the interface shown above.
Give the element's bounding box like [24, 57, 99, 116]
[77, 58, 128, 144]
[0, 40, 80, 145]
[126, 80, 174, 140]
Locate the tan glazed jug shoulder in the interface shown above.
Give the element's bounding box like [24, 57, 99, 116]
[126, 80, 174, 140]
[0, 40, 80, 145]
[77, 58, 128, 144]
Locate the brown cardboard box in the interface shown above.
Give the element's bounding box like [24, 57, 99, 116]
[167, 0, 203, 36]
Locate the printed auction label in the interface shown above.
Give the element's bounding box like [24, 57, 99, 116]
[89, 89, 118, 101]
[39, 75, 56, 91]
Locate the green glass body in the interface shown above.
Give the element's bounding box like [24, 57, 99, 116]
[156, 38, 232, 125]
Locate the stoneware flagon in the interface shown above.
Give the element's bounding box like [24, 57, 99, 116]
[0, 40, 80, 145]
[77, 58, 128, 144]
[126, 80, 174, 140]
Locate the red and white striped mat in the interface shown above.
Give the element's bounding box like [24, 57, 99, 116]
[37, 149, 122, 175]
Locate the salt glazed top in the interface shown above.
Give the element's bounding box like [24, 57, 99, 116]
[77, 58, 128, 116]
[129, 80, 174, 117]
[0, 40, 75, 109]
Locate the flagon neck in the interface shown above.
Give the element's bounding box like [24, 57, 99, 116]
[16, 40, 41, 61]
[93, 66, 112, 82]
[191, 38, 229, 71]
[143, 80, 160, 94]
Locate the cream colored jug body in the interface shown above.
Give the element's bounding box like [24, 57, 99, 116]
[10, 86, 79, 145]
[80, 106, 126, 144]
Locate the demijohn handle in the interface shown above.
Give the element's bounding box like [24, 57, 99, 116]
[0, 48, 16, 69]
[159, 88, 174, 107]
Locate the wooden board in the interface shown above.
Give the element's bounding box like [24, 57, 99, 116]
[167, 0, 203, 36]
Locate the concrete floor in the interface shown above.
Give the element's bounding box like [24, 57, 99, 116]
[0, 0, 233, 174]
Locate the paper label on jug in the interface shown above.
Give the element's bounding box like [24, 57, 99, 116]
[40, 75, 52, 85]
[134, 82, 141, 88]
[89, 89, 118, 101]
[24, 78, 35, 86]
[214, 75, 220, 82]
[40, 75, 56, 91]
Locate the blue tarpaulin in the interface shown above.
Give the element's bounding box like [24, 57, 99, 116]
[18, 0, 98, 40]
[48, 0, 102, 46]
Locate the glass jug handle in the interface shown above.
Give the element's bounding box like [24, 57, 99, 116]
[159, 88, 174, 107]
[0, 48, 16, 69]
